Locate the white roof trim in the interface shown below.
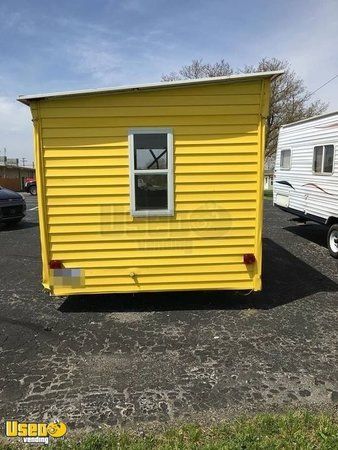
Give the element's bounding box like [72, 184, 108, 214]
[17, 71, 284, 105]
[282, 110, 338, 128]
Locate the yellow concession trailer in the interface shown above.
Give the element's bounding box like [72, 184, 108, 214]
[18, 71, 282, 296]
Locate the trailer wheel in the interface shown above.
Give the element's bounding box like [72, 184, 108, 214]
[327, 224, 338, 258]
[29, 185, 37, 196]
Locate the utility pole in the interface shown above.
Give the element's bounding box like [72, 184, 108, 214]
[2, 147, 6, 178]
[21, 158, 26, 167]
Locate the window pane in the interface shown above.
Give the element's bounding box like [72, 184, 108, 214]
[313, 146, 323, 172]
[134, 134, 167, 169]
[135, 174, 168, 210]
[135, 148, 167, 169]
[323, 145, 334, 173]
[281, 149, 291, 169]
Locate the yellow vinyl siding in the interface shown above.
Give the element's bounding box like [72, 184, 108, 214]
[31, 78, 270, 295]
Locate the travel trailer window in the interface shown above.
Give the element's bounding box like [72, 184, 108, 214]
[280, 149, 291, 170]
[313, 145, 334, 174]
[129, 129, 174, 216]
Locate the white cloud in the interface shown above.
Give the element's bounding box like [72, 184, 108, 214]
[0, 7, 37, 36]
[245, 0, 338, 109]
[65, 25, 174, 86]
[0, 97, 33, 163]
[68, 37, 124, 85]
[120, 0, 144, 13]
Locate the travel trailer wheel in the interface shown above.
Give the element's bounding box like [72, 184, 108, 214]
[29, 184, 37, 196]
[327, 224, 338, 258]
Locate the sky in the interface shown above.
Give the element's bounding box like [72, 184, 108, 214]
[0, 0, 337, 164]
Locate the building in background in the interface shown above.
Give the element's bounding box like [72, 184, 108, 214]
[0, 157, 35, 191]
[264, 155, 275, 191]
[264, 169, 274, 190]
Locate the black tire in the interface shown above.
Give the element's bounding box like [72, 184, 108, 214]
[327, 224, 338, 259]
[29, 185, 37, 196]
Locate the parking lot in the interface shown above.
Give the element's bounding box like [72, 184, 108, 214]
[0, 194, 337, 429]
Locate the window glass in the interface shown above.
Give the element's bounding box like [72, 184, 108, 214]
[134, 133, 167, 150]
[323, 145, 334, 173]
[313, 146, 323, 173]
[129, 131, 173, 215]
[280, 149, 291, 169]
[134, 134, 167, 170]
[313, 145, 334, 173]
[135, 174, 167, 210]
[135, 148, 167, 170]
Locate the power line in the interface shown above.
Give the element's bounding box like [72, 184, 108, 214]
[309, 74, 338, 97]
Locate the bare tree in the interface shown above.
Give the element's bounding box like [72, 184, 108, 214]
[162, 57, 328, 159]
[243, 58, 328, 158]
[162, 59, 233, 81]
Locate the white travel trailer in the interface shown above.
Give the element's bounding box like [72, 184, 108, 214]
[274, 111, 338, 258]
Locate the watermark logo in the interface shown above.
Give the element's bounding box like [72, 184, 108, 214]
[5, 419, 67, 445]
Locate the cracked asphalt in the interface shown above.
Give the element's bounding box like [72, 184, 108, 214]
[0, 194, 337, 430]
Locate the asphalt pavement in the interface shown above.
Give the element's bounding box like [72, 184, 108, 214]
[0, 194, 337, 429]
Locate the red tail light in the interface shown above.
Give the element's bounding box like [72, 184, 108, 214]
[49, 260, 63, 269]
[243, 253, 256, 265]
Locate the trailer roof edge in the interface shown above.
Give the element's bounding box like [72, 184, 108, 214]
[282, 110, 338, 128]
[17, 70, 284, 105]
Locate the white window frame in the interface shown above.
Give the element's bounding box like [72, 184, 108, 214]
[128, 128, 174, 217]
[312, 144, 335, 175]
[280, 148, 292, 170]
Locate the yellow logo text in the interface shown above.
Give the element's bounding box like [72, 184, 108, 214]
[5, 419, 67, 444]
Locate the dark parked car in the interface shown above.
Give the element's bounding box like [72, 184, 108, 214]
[0, 187, 26, 224]
[24, 178, 37, 196]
